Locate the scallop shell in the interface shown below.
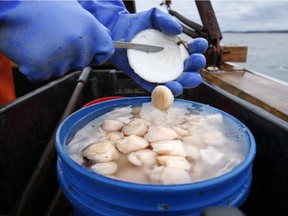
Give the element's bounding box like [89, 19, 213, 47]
[127, 29, 189, 83]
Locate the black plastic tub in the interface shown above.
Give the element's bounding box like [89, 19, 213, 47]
[1, 70, 287, 216]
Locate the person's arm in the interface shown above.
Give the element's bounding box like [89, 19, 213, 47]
[79, 0, 208, 96]
[0, 0, 114, 81]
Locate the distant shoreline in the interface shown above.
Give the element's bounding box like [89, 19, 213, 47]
[223, 30, 288, 33]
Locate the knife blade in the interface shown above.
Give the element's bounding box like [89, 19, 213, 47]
[114, 41, 164, 53]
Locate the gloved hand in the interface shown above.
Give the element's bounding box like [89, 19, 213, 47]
[79, 0, 208, 96]
[174, 38, 208, 92]
[0, 1, 114, 81]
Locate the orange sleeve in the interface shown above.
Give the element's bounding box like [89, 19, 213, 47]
[0, 53, 16, 106]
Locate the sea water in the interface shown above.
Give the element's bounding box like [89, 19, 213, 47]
[222, 33, 288, 83]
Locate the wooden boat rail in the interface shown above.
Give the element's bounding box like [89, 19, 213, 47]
[201, 63, 288, 122]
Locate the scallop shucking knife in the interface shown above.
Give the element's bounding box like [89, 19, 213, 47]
[114, 41, 164, 53]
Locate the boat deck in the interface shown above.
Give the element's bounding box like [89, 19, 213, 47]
[201, 63, 288, 122]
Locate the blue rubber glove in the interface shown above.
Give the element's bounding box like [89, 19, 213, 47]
[79, 0, 208, 96]
[175, 38, 208, 90]
[0, 1, 114, 81]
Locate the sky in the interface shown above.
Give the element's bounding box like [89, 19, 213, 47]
[135, 0, 288, 32]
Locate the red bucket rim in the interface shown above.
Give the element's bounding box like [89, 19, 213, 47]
[82, 96, 125, 108]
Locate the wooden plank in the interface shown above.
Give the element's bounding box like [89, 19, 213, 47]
[201, 64, 288, 121]
[222, 46, 248, 62]
[204, 46, 247, 65]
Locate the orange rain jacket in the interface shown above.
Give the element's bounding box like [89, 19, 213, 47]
[0, 53, 16, 106]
